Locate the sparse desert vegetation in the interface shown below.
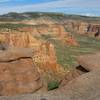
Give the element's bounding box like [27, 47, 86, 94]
[0, 12, 100, 100]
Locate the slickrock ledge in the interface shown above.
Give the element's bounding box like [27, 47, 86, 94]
[0, 47, 42, 96]
[2, 53, 100, 100]
[0, 47, 33, 62]
[0, 69, 100, 100]
[0, 48, 100, 99]
[77, 53, 100, 71]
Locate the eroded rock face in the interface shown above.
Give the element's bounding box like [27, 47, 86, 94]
[0, 23, 78, 76]
[65, 21, 100, 37]
[17, 24, 78, 46]
[59, 69, 82, 87]
[0, 47, 42, 96]
[32, 41, 65, 75]
[77, 53, 100, 71]
[0, 23, 78, 46]
[0, 33, 40, 48]
[0, 32, 65, 74]
[52, 69, 100, 100]
[1, 53, 100, 99]
[86, 24, 100, 37]
[60, 52, 100, 89]
[47, 53, 100, 100]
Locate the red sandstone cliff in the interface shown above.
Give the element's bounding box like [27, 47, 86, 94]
[0, 32, 65, 75]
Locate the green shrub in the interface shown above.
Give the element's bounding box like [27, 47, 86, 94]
[47, 80, 60, 90]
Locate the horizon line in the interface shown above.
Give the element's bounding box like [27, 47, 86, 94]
[0, 11, 100, 18]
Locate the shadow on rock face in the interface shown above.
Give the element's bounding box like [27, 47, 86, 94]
[76, 65, 89, 73]
[0, 43, 9, 50]
[59, 65, 89, 88]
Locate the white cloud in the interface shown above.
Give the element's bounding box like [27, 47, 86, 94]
[0, 0, 100, 16]
[18, 0, 100, 9]
[84, 13, 98, 17]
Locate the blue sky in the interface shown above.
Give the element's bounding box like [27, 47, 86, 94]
[0, 0, 100, 16]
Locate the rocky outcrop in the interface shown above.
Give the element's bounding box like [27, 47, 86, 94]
[77, 53, 100, 71]
[32, 41, 65, 76]
[65, 21, 100, 37]
[59, 69, 82, 87]
[0, 32, 57, 72]
[86, 24, 100, 37]
[55, 53, 100, 98]
[0, 33, 41, 48]
[17, 24, 78, 46]
[0, 32, 65, 89]
[0, 23, 78, 46]
[0, 47, 33, 61]
[0, 47, 42, 96]
[1, 66, 100, 100]
[53, 52, 100, 100]
[0, 32, 65, 73]
[0, 30, 77, 89]
[60, 52, 100, 88]
[33, 41, 57, 71]
[55, 69, 100, 100]
[77, 23, 100, 37]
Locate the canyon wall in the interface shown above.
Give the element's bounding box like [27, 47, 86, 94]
[0, 22, 79, 96]
[64, 21, 100, 37]
[0, 32, 64, 74]
[0, 32, 65, 95]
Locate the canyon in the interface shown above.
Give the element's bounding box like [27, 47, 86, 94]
[65, 21, 100, 37]
[0, 12, 100, 99]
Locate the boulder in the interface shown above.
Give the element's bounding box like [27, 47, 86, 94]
[50, 69, 100, 100]
[59, 69, 82, 87]
[0, 47, 42, 96]
[0, 47, 33, 62]
[77, 53, 100, 71]
[1, 69, 100, 100]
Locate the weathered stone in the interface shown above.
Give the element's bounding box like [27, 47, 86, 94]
[0, 26, 68, 91]
[0, 47, 42, 96]
[66, 21, 100, 37]
[77, 53, 100, 71]
[50, 66, 100, 100]
[1, 69, 100, 100]
[59, 69, 81, 87]
[0, 47, 33, 62]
